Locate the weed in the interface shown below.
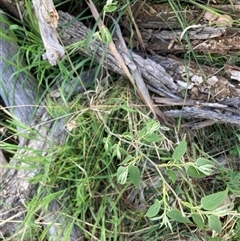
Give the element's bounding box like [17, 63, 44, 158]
[1, 0, 240, 240]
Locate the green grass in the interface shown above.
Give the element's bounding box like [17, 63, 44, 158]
[1, 0, 240, 240]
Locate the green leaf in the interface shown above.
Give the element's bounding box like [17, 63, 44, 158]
[167, 209, 192, 224]
[129, 165, 140, 187]
[111, 143, 120, 159]
[192, 213, 205, 230]
[121, 155, 133, 165]
[172, 139, 186, 161]
[196, 158, 214, 167]
[196, 158, 215, 175]
[144, 133, 163, 143]
[114, 105, 136, 112]
[116, 144, 122, 160]
[104, 0, 118, 13]
[122, 132, 134, 141]
[197, 164, 215, 176]
[208, 215, 222, 233]
[104, 5, 117, 13]
[100, 26, 112, 44]
[146, 121, 160, 133]
[187, 166, 206, 178]
[117, 166, 126, 176]
[117, 166, 128, 185]
[166, 169, 177, 184]
[229, 146, 240, 156]
[9, 24, 25, 32]
[139, 127, 147, 139]
[201, 189, 228, 211]
[103, 137, 111, 152]
[145, 199, 161, 218]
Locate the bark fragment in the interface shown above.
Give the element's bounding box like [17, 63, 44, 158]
[32, 0, 65, 65]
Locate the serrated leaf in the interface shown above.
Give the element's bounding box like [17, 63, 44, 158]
[166, 169, 177, 184]
[187, 166, 206, 178]
[201, 189, 228, 211]
[208, 215, 222, 233]
[145, 199, 161, 218]
[172, 139, 187, 161]
[129, 165, 140, 187]
[117, 166, 128, 185]
[144, 133, 163, 143]
[167, 209, 192, 224]
[192, 213, 205, 230]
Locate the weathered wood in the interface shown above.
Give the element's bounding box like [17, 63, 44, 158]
[32, 0, 65, 65]
[124, 2, 240, 55]
[57, 11, 240, 127]
[0, 11, 84, 239]
[0, 12, 40, 128]
[1, 0, 240, 238]
[165, 107, 240, 128]
[0, 150, 7, 176]
[2, 2, 239, 128]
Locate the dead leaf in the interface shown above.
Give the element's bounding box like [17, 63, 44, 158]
[66, 119, 77, 131]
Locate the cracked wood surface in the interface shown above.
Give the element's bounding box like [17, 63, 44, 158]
[0, 11, 83, 239]
[1, 0, 240, 239]
[57, 11, 240, 127]
[32, 0, 65, 65]
[127, 2, 240, 54]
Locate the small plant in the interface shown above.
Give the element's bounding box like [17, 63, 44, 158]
[114, 130, 240, 237]
[2, 0, 240, 240]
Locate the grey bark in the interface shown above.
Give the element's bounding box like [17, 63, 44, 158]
[32, 0, 65, 65]
[0, 11, 85, 240]
[1, 1, 239, 128]
[57, 11, 240, 127]
[0, 19, 40, 127]
[1, 1, 240, 240]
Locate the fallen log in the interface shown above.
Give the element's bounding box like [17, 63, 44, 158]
[0, 11, 86, 239]
[1, 0, 240, 239]
[1, 0, 240, 127]
[57, 10, 240, 127]
[127, 2, 240, 54]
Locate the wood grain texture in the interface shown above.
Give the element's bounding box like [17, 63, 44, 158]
[57, 11, 240, 127]
[0, 11, 84, 239]
[32, 0, 65, 65]
[1, 1, 240, 238]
